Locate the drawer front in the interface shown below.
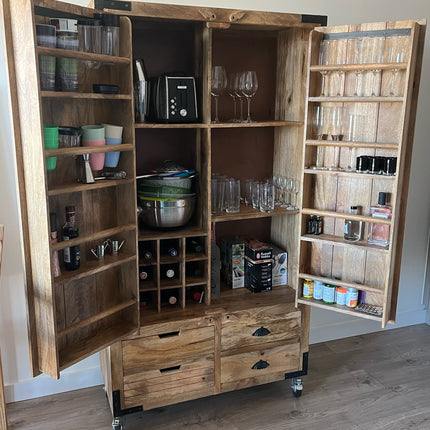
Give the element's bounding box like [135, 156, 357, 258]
[123, 360, 215, 410]
[122, 325, 214, 374]
[221, 342, 300, 392]
[221, 305, 301, 352]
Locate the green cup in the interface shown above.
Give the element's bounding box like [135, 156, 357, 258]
[81, 125, 105, 141]
[44, 125, 59, 170]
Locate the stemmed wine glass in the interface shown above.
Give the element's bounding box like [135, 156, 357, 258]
[227, 73, 238, 122]
[313, 105, 327, 169]
[333, 39, 347, 96]
[211, 65, 227, 123]
[370, 37, 385, 96]
[233, 73, 244, 122]
[328, 106, 343, 170]
[348, 38, 365, 96]
[319, 40, 330, 96]
[239, 71, 258, 122]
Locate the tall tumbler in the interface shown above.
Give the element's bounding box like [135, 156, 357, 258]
[259, 182, 275, 213]
[36, 24, 56, 91]
[225, 179, 240, 214]
[77, 18, 102, 69]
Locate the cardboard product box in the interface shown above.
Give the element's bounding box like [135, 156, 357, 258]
[269, 243, 288, 287]
[220, 236, 245, 289]
[244, 238, 272, 261]
[244, 256, 272, 292]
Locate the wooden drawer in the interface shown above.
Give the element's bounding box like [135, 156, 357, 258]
[122, 325, 214, 373]
[221, 305, 301, 352]
[122, 326, 215, 409]
[221, 342, 300, 393]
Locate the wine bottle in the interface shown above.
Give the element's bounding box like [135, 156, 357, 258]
[50, 212, 61, 278]
[62, 206, 80, 271]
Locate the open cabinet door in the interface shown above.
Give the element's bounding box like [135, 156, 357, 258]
[297, 20, 426, 328]
[6, 0, 139, 378]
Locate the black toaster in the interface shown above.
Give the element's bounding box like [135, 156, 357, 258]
[150, 74, 198, 123]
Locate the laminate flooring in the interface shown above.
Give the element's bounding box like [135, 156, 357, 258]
[6, 324, 430, 430]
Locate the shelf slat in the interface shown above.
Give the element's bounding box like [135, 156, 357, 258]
[41, 91, 132, 100]
[298, 297, 382, 321]
[138, 226, 208, 241]
[304, 139, 398, 150]
[213, 203, 299, 223]
[134, 120, 303, 130]
[303, 169, 396, 180]
[57, 299, 137, 338]
[302, 208, 392, 225]
[309, 62, 408, 72]
[37, 46, 131, 64]
[45, 143, 134, 157]
[308, 96, 403, 103]
[51, 224, 136, 252]
[48, 178, 134, 196]
[298, 273, 384, 294]
[300, 233, 390, 253]
[54, 251, 136, 285]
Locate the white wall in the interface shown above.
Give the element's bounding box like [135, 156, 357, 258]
[0, 0, 429, 403]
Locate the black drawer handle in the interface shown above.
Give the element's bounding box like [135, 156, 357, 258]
[252, 360, 270, 370]
[158, 331, 180, 339]
[160, 365, 181, 373]
[252, 326, 271, 337]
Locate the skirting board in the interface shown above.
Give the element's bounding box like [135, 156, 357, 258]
[4, 308, 427, 403]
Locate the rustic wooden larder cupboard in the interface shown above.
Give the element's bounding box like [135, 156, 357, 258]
[4, 0, 425, 426]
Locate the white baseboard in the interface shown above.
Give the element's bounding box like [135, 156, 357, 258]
[5, 363, 104, 403]
[5, 308, 427, 403]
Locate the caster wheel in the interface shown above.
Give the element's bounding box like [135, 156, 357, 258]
[112, 417, 123, 430]
[291, 377, 303, 398]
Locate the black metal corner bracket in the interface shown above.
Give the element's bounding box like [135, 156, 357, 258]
[112, 390, 143, 418]
[301, 15, 328, 27]
[94, 0, 131, 11]
[284, 352, 309, 380]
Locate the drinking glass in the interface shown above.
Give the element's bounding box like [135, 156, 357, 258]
[233, 73, 244, 122]
[252, 181, 261, 210]
[243, 179, 254, 205]
[211, 65, 227, 123]
[272, 175, 282, 205]
[313, 105, 328, 169]
[259, 182, 275, 213]
[227, 73, 238, 122]
[239, 71, 258, 122]
[333, 39, 347, 96]
[388, 36, 406, 96]
[348, 38, 364, 96]
[328, 107, 343, 170]
[370, 37, 385, 96]
[290, 179, 300, 210]
[319, 40, 330, 96]
[225, 178, 240, 213]
[211, 177, 225, 216]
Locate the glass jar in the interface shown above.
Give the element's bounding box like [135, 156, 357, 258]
[94, 13, 120, 57]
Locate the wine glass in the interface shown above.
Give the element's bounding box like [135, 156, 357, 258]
[233, 72, 244, 122]
[313, 105, 327, 169]
[388, 36, 406, 96]
[211, 65, 227, 123]
[239, 71, 258, 122]
[370, 37, 385, 96]
[319, 40, 330, 96]
[227, 73, 238, 122]
[333, 39, 347, 96]
[348, 38, 365, 96]
[329, 106, 343, 170]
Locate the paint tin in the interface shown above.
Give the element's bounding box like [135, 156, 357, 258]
[322, 284, 336, 304]
[335, 286, 347, 305]
[303, 278, 314, 298]
[313, 281, 324, 300]
[346, 287, 358, 308]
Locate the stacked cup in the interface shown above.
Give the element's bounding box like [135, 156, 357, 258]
[43, 125, 59, 170]
[81, 125, 105, 171]
[36, 24, 57, 91]
[103, 124, 123, 168]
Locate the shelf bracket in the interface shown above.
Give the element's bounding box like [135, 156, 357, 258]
[112, 390, 143, 418]
[284, 352, 309, 380]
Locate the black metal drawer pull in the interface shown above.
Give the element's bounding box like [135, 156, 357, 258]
[252, 360, 270, 370]
[160, 365, 181, 373]
[158, 331, 180, 339]
[252, 326, 271, 337]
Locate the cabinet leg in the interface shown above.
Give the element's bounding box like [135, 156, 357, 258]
[291, 377, 303, 398]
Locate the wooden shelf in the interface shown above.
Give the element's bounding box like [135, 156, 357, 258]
[212, 204, 299, 223]
[308, 96, 403, 103]
[160, 279, 182, 289]
[298, 297, 382, 322]
[185, 276, 207, 287]
[135, 122, 207, 129]
[139, 281, 158, 292]
[57, 299, 137, 338]
[303, 168, 396, 180]
[300, 233, 390, 253]
[41, 91, 132, 100]
[48, 178, 135, 196]
[54, 251, 137, 285]
[186, 252, 208, 262]
[305, 140, 398, 150]
[302, 208, 392, 225]
[298, 273, 384, 294]
[139, 226, 208, 241]
[135, 120, 303, 129]
[58, 321, 137, 372]
[36, 46, 131, 64]
[51, 224, 137, 252]
[159, 255, 181, 264]
[309, 62, 408, 72]
[45, 143, 134, 157]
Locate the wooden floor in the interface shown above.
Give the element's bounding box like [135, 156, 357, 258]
[6, 324, 430, 430]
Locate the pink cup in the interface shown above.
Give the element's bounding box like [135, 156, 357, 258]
[82, 139, 105, 171]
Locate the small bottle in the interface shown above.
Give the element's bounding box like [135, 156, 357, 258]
[160, 289, 178, 305]
[62, 206, 80, 271]
[344, 206, 361, 242]
[139, 268, 152, 281]
[368, 192, 392, 247]
[187, 238, 202, 253]
[50, 213, 61, 278]
[161, 265, 176, 280]
[314, 216, 323, 235]
[307, 215, 315, 234]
